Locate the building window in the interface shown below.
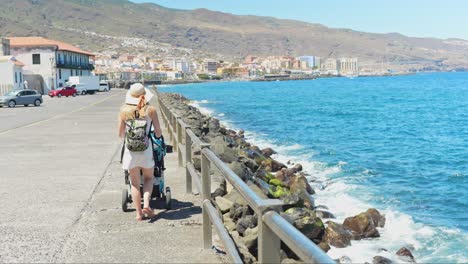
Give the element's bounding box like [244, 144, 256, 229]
[70, 69, 73, 76]
[19, 72, 22, 83]
[32, 54, 41, 64]
[59, 69, 62, 79]
[80, 70, 83, 76]
[15, 72, 17, 83]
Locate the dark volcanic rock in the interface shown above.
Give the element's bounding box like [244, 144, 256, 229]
[284, 207, 324, 241]
[372, 256, 393, 264]
[396, 247, 415, 262]
[316, 209, 336, 219]
[236, 215, 257, 235]
[261, 147, 277, 158]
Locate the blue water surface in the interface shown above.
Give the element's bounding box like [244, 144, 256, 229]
[160, 72, 467, 261]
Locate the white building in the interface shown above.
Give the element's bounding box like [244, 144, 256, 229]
[166, 71, 183, 80]
[0, 56, 25, 95]
[202, 59, 218, 73]
[338, 57, 359, 75]
[8, 37, 94, 93]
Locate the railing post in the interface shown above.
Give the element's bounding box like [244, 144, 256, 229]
[172, 116, 177, 147]
[185, 128, 192, 194]
[177, 119, 183, 167]
[201, 146, 212, 249]
[258, 209, 281, 263]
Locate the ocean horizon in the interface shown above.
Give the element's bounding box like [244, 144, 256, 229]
[160, 72, 468, 263]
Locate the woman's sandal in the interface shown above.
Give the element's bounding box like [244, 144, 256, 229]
[142, 207, 156, 218]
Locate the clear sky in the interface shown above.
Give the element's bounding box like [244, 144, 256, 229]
[130, 0, 468, 40]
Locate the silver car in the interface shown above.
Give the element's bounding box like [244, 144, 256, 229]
[0, 89, 43, 108]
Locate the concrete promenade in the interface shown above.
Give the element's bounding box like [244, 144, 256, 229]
[0, 90, 221, 263]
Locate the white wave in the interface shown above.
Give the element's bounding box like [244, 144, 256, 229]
[218, 113, 225, 117]
[189, 101, 214, 116]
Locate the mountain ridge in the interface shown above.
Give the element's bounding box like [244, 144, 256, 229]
[1, 0, 467, 71]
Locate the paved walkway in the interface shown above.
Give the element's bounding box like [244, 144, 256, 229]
[0, 90, 221, 263]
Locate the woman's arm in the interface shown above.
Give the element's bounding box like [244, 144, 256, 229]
[148, 106, 163, 138]
[118, 113, 126, 138]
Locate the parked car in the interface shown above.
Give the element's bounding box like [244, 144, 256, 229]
[99, 81, 110, 92]
[48, 86, 77, 98]
[0, 89, 43, 108]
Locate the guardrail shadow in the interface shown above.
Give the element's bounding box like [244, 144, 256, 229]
[149, 199, 201, 223]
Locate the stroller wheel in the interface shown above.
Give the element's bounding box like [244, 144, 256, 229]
[122, 188, 129, 212]
[165, 187, 171, 210]
[124, 170, 129, 185]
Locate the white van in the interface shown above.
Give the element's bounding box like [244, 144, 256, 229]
[71, 83, 87, 95]
[99, 81, 110, 92]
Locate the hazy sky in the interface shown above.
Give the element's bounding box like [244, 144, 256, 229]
[130, 0, 468, 40]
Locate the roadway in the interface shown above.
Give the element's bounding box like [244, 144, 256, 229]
[0, 89, 221, 263]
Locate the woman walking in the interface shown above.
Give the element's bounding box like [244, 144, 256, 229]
[119, 83, 163, 221]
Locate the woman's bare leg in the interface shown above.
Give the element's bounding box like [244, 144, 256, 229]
[129, 167, 143, 220]
[142, 167, 154, 210]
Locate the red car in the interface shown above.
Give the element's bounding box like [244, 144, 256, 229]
[48, 86, 77, 98]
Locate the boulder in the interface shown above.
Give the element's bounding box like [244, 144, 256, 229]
[366, 208, 386, 228]
[293, 163, 303, 172]
[396, 247, 415, 262]
[215, 196, 234, 213]
[372, 256, 393, 264]
[211, 136, 238, 163]
[318, 241, 331, 253]
[242, 157, 259, 172]
[289, 174, 315, 195]
[247, 180, 269, 199]
[192, 156, 201, 170]
[242, 227, 258, 251]
[282, 191, 303, 208]
[261, 147, 277, 158]
[223, 213, 237, 232]
[284, 207, 324, 241]
[324, 221, 352, 248]
[343, 211, 380, 238]
[337, 256, 352, 264]
[211, 186, 227, 198]
[219, 127, 228, 135]
[238, 130, 245, 138]
[281, 259, 302, 264]
[228, 161, 252, 181]
[230, 231, 257, 264]
[229, 203, 245, 222]
[316, 209, 336, 219]
[264, 159, 287, 172]
[236, 215, 257, 235]
[224, 189, 248, 206]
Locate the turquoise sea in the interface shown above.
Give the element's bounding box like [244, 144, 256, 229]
[160, 72, 468, 262]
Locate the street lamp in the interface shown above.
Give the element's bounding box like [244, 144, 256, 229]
[50, 57, 56, 90]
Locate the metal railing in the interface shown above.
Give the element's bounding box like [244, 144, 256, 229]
[156, 90, 335, 264]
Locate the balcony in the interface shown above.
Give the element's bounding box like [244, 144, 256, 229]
[56, 63, 95, 71]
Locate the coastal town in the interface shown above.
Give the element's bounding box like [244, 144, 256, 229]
[0, 36, 365, 95]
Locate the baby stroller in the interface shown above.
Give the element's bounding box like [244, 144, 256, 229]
[121, 134, 173, 212]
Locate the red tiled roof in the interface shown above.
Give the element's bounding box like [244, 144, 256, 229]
[7, 37, 94, 56]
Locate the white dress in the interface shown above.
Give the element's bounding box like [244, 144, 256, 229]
[122, 116, 154, 170]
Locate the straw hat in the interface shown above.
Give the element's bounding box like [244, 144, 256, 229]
[125, 83, 154, 105]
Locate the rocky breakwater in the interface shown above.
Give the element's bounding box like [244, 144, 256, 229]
[159, 92, 417, 264]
